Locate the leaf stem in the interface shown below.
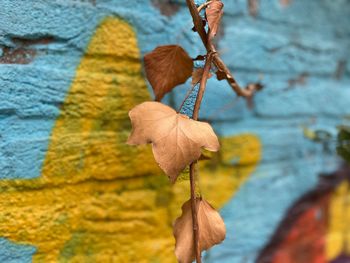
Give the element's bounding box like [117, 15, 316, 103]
[185, 2, 214, 262]
[192, 53, 213, 120]
[188, 52, 213, 263]
[189, 163, 201, 263]
[185, 0, 208, 48]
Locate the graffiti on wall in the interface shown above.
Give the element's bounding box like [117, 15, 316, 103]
[257, 166, 350, 263]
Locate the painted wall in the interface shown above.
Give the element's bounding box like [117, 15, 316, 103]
[0, 0, 349, 262]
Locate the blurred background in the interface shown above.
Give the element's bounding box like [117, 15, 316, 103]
[0, 0, 349, 262]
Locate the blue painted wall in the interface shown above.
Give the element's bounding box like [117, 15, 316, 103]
[0, 239, 35, 263]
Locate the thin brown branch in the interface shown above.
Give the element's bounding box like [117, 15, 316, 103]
[189, 163, 201, 263]
[185, 0, 208, 48]
[213, 54, 262, 97]
[186, 0, 261, 98]
[192, 53, 213, 120]
[188, 52, 213, 263]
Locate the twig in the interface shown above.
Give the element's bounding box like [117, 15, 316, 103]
[185, 0, 261, 98]
[213, 54, 260, 97]
[188, 51, 213, 263]
[192, 53, 213, 120]
[185, 0, 208, 48]
[189, 163, 200, 263]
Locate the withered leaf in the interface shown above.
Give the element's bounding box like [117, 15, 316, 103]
[174, 198, 226, 263]
[206, 0, 224, 38]
[192, 68, 213, 86]
[215, 70, 227, 81]
[127, 102, 220, 182]
[144, 45, 193, 101]
[193, 55, 206, 61]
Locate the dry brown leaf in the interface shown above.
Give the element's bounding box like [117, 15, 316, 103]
[215, 70, 227, 81]
[174, 198, 226, 263]
[144, 45, 193, 101]
[191, 68, 213, 86]
[127, 102, 220, 182]
[206, 0, 224, 38]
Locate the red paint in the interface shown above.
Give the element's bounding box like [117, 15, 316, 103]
[0, 37, 53, 64]
[0, 47, 36, 64]
[270, 195, 329, 263]
[257, 166, 350, 263]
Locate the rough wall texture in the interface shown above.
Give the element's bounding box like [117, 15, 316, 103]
[0, 0, 349, 262]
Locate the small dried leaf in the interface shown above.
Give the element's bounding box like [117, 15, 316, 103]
[192, 68, 213, 86]
[144, 45, 193, 101]
[174, 198, 226, 263]
[215, 70, 227, 81]
[127, 102, 220, 182]
[193, 55, 206, 61]
[206, 0, 224, 38]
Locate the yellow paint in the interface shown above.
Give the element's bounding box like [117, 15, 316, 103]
[0, 17, 261, 262]
[326, 181, 350, 261]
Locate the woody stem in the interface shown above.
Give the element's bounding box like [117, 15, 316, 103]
[189, 53, 213, 263]
[189, 163, 201, 263]
[192, 53, 213, 120]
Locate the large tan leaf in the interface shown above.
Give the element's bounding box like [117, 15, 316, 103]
[206, 0, 224, 38]
[174, 198, 226, 263]
[144, 45, 193, 101]
[127, 102, 220, 182]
